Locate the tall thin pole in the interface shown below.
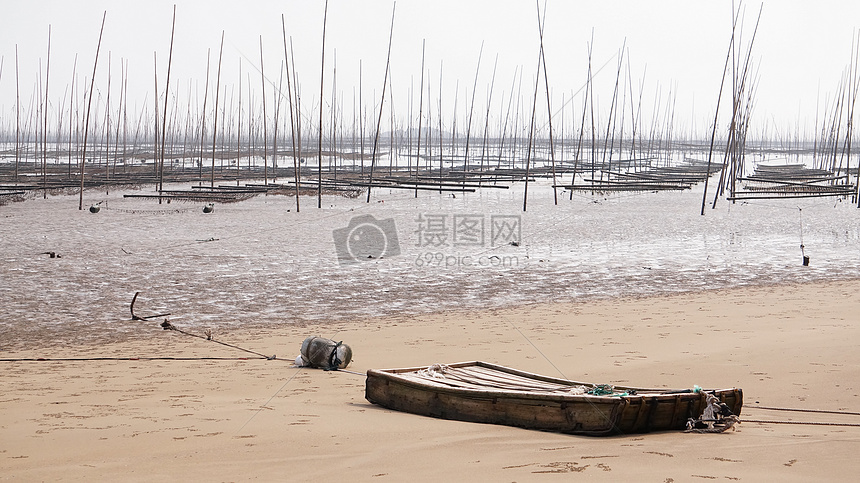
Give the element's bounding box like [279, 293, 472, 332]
[463, 42, 483, 183]
[237, 58, 242, 185]
[15, 45, 20, 184]
[332, 51, 338, 179]
[211, 31, 224, 187]
[159, 5, 176, 196]
[103, 53, 110, 191]
[479, 54, 498, 184]
[113, 58, 125, 179]
[79, 11, 107, 211]
[67, 55, 77, 179]
[536, 0, 558, 204]
[154, 53, 160, 189]
[438, 61, 443, 187]
[43, 26, 51, 198]
[415, 39, 426, 198]
[318, 0, 329, 208]
[359, 60, 364, 176]
[498, 67, 518, 172]
[522, 47, 542, 212]
[123, 63, 130, 174]
[700, 24, 734, 215]
[282, 16, 300, 211]
[199, 49, 210, 183]
[273, 60, 284, 183]
[290, 39, 302, 189]
[366, 2, 397, 203]
[260, 35, 269, 185]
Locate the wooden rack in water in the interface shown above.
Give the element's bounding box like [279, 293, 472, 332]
[728, 164, 856, 200]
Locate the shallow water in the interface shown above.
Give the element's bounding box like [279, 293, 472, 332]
[1, 177, 859, 349]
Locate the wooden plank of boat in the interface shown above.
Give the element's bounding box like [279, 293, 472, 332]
[365, 361, 743, 436]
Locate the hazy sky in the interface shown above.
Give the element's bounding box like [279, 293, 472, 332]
[1, 1, 858, 138]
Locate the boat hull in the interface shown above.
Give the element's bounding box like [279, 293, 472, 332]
[365, 361, 742, 436]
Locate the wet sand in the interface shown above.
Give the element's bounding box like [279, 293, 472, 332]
[2, 279, 859, 481]
[3, 183, 860, 351]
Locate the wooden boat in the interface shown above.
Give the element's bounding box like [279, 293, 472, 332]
[365, 361, 743, 436]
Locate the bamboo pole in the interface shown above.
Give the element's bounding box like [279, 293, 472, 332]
[630, 65, 646, 172]
[67, 55, 77, 179]
[462, 42, 484, 183]
[536, 0, 558, 204]
[318, 0, 329, 207]
[843, 31, 860, 206]
[273, 60, 284, 183]
[154, 53, 159, 186]
[199, 49, 210, 183]
[560, 92, 565, 172]
[407, 75, 413, 179]
[281, 16, 300, 211]
[259, 35, 269, 186]
[113, 58, 125, 178]
[602, 40, 625, 180]
[247, 72, 252, 173]
[37, 62, 43, 185]
[366, 2, 396, 203]
[425, 68, 432, 175]
[359, 60, 365, 176]
[55, 84, 68, 178]
[42, 26, 50, 198]
[104, 52, 110, 193]
[236, 58, 242, 185]
[498, 68, 519, 171]
[450, 80, 458, 178]
[211, 31, 224, 188]
[79, 11, 107, 211]
[589, 35, 596, 185]
[699, 22, 732, 216]
[388, 72, 394, 176]
[478, 54, 498, 185]
[415, 40, 426, 198]
[332, 50, 338, 179]
[569, 82, 587, 199]
[712, 5, 762, 210]
[522, 46, 542, 212]
[181, 79, 191, 172]
[438, 61, 443, 190]
[159, 5, 176, 197]
[15, 45, 20, 184]
[290, 39, 302, 190]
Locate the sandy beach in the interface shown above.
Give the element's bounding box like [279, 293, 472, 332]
[4, 0, 860, 479]
[2, 279, 859, 481]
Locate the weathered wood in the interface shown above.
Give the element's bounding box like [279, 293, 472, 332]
[365, 361, 743, 436]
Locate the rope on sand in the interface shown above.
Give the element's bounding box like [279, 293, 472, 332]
[160, 319, 276, 360]
[748, 405, 860, 417]
[0, 357, 265, 362]
[742, 419, 860, 428]
[130, 292, 275, 360]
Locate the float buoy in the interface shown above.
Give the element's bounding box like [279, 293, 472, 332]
[296, 336, 353, 370]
